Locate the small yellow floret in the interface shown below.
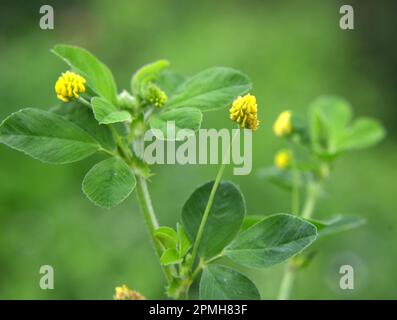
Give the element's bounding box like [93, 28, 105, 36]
[114, 284, 145, 300]
[229, 94, 259, 131]
[145, 83, 168, 107]
[273, 111, 292, 137]
[55, 71, 86, 103]
[275, 150, 291, 170]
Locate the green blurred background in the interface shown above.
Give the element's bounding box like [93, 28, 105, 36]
[0, 0, 396, 299]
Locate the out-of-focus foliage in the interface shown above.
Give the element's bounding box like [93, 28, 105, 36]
[0, 0, 396, 299]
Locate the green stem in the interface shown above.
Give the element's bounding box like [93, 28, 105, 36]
[189, 129, 240, 267]
[98, 147, 119, 158]
[135, 175, 173, 283]
[78, 96, 91, 108]
[277, 149, 300, 300]
[191, 258, 205, 281]
[291, 152, 300, 215]
[277, 262, 296, 300]
[301, 181, 318, 219]
[286, 141, 300, 215]
[277, 180, 319, 300]
[190, 162, 227, 266]
[205, 253, 224, 265]
[175, 130, 242, 299]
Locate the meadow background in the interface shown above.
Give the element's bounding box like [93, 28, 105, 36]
[0, 0, 396, 299]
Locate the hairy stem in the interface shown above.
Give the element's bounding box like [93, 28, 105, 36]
[135, 175, 173, 283]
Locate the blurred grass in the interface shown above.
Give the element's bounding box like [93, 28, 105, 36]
[0, 0, 396, 299]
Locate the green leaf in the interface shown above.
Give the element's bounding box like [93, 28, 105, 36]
[160, 248, 183, 266]
[91, 97, 132, 124]
[155, 70, 186, 97]
[258, 167, 294, 191]
[167, 67, 252, 111]
[177, 223, 192, 258]
[181, 181, 246, 259]
[257, 167, 311, 191]
[341, 118, 385, 150]
[82, 157, 136, 208]
[310, 96, 352, 156]
[0, 108, 101, 164]
[131, 60, 170, 96]
[224, 213, 317, 268]
[149, 107, 202, 140]
[310, 97, 385, 156]
[51, 102, 116, 152]
[52, 45, 118, 104]
[199, 264, 260, 300]
[154, 226, 178, 249]
[307, 215, 366, 238]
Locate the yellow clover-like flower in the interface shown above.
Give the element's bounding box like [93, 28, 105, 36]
[55, 71, 86, 103]
[229, 94, 259, 131]
[273, 110, 292, 137]
[114, 284, 145, 300]
[274, 149, 291, 170]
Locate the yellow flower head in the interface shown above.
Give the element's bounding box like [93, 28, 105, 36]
[273, 111, 292, 137]
[229, 94, 259, 131]
[274, 149, 291, 170]
[114, 284, 145, 300]
[55, 71, 86, 103]
[145, 83, 168, 108]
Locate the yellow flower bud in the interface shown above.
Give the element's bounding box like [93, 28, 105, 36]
[114, 284, 145, 300]
[55, 71, 86, 103]
[145, 83, 167, 107]
[229, 94, 259, 131]
[273, 111, 292, 137]
[274, 149, 291, 170]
